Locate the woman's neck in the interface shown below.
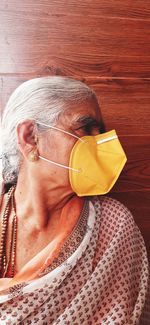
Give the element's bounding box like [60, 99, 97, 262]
[14, 171, 75, 230]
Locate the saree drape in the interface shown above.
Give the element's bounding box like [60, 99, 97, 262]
[0, 196, 149, 324]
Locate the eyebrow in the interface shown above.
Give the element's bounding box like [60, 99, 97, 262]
[73, 115, 106, 133]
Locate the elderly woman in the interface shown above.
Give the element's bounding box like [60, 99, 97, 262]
[0, 77, 149, 324]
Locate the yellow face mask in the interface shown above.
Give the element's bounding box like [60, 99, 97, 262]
[69, 129, 127, 196]
[37, 122, 127, 197]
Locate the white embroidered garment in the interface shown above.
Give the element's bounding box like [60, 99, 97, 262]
[0, 196, 149, 324]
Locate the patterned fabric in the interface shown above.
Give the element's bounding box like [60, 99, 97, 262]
[0, 196, 149, 324]
[139, 269, 150, 325]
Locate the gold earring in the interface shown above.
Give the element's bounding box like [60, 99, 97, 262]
[28, 149, 39, 162]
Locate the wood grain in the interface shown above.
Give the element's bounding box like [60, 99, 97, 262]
[0, 7, 150, 74]
[111, 135, 150, 192]
[1, 0, 150, 19]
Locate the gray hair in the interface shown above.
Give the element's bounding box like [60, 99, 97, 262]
[1, 76, 98, 185]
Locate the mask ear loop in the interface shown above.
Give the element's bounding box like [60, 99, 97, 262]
[36, 121, 84, 142]
[38, 155, 80, 172]
[35, 121, 82, 172]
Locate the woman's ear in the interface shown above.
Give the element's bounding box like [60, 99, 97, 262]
[16, 120, 38, 159]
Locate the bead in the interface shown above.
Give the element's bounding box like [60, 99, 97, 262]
[0, 185, 17, 278]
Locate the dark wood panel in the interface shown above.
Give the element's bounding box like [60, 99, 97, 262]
[0, 10, 150, 74]
[1, 55, 150, 78]
[111, 135, 150, 193]
[1, 76, 150, 135]
[31, 56, 150, 79]
[110, 191, 150, 259]
[1, 0, 150, 20]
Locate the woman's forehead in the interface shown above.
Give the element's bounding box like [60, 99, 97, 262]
[61, 102, 101, 126]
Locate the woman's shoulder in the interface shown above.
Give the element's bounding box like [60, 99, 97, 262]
[92, 195, 148, 261]
[99, 195, 132, 213]
[93, 195, 136, 228]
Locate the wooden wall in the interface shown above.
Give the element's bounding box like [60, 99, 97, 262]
[0, 1, 150, 257]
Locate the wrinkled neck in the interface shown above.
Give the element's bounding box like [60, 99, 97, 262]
[13, 165, 75, 229]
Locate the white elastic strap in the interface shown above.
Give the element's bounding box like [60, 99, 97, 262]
[38, 155, 80, 172]
[36, 121, 84, 142]
[97, 135, 118, 144]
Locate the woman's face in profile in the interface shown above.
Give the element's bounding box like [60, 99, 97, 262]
[36, 99, 102, 191]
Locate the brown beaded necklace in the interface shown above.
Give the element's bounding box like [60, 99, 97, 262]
[0, 185, 17, 278]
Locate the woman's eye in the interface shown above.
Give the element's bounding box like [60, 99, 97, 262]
[84, 121, 102, 133]
[75, 123, 100, 135]
[82, 124, 93, 134]
[73, 117, 104, 136]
